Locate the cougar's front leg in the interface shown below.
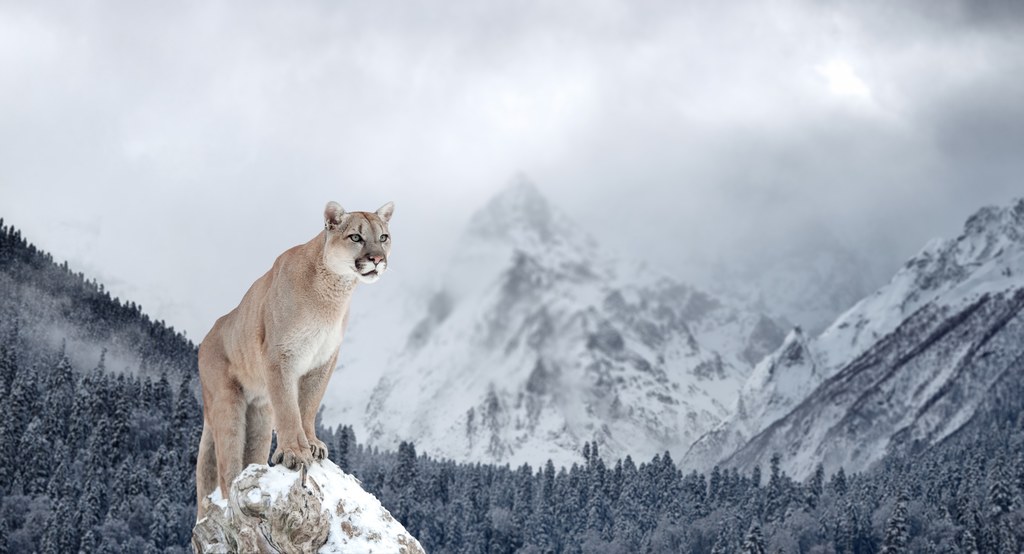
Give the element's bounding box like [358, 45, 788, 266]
[299, 351, 337, 461]
[267, 356, 313, 470]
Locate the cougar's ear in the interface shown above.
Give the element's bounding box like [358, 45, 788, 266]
[376, 201, 395, 224]
[324, 201, 345, 230]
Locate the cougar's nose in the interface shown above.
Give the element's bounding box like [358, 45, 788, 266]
[368, 254, 385, 265]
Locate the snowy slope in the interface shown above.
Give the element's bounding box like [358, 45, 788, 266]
[690, 198, 1024, 479]
[683, 327, 821, 471]
[323, 176, 784, 468]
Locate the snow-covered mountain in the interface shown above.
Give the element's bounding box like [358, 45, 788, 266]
[687, 197, 1024, 479]
[323, 176, 785, 467]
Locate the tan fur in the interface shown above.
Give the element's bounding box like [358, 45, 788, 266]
[195, 201, 394, 520]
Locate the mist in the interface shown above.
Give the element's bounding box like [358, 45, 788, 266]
[1, 0, 1022, 339]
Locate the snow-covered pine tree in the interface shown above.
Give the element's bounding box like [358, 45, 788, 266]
[765, 453, 787, 522]
[880, 494, 909, 554]
[987, 459, 1014, 517]
[805, 463, 824, 511]
[831, 467, 848, 496]
[709, 465, 723, 506]
[742, 524, 767, 554]
[17, 417, 52, 494]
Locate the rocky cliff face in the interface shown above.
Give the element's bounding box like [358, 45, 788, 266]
[685, 326, 820, 471]
[687, 198, 1024, 479]
[193, 461, 423, 554]
[328, 176, 784, 468]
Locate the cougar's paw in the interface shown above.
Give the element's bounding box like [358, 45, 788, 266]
[270, 444, 313, 470]
[309, 437, 329, 461]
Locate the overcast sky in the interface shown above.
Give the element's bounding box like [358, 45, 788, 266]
[2, 0, 1023, 340]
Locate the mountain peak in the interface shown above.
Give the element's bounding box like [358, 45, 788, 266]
[466, 173, 554, 241]
[962, 197, 1024, 243]
[899, 197, 1024, 300]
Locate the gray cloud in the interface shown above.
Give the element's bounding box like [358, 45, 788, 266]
[1, 0, 1022, 338]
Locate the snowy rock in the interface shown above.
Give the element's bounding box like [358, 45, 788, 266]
[192, 461, 424, 554]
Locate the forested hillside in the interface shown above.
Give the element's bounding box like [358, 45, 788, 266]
[1, 221, 1022, 553]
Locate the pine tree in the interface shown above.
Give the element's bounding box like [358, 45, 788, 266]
[0, 344, 18, 393]
[560, 463, 588, 541]
[0, 514, 9, 554]
[743, 524, 767, 554]
[388, 441, 419, 523]
[987, 461, 1014, 517]
[709, 465, 723, 505]
[530, 460, 558, 552]
[43, 355, 75, 444]
[710, 530, 730, 554]
[17, 416, 52, 494]
[835, 504, 855, 554]
[46, 454, 74, 498]
[765, 453, 787, 522]
[153, 371, 173, 416]
[831, 467, 848, 496]
[149, 493, 176, 549]
[613, 465, 645, 549]
[960, 528, 980, 554]
[169, 370, 200, 450]
[68, 368, 98, 450]
[39, 498, 80, 554]
[335, 425, 352, 472]
[880, 495, 909, 554]
[512, 463, 534, 531]
[585, 460, 613, 542]
[993, 519, 1019, 554]
[78, 476, 107, 531]
[78, 530, 99, 554]
[108, 383, 132, 464]
[805, 463, 824, 510]
[1, 362, 37, 452]
[457, 468, 488, 554]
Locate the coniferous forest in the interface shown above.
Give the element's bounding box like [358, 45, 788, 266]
[2, 221, 1023, 553]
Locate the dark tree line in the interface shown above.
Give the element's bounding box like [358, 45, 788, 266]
[0, 219, 195, 379]
[2, 220, 1023, 553]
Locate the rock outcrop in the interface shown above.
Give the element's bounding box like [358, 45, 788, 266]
[192, 461, 424, 554]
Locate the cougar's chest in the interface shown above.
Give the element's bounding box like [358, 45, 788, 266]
[282, 314, 346, 374]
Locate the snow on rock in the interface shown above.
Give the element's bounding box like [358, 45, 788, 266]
[688, 197, 1024, 479]
[685, 326, 819, 470]
[192, 461, 424, 554]
[323, 175, 785, 468]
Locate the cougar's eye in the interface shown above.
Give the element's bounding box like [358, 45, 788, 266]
[380, 234, 389, 243]
[349, 234, 363, 243]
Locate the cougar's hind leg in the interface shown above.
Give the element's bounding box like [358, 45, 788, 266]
[195, 423, 217, 521]
[242, 398, 273, 467]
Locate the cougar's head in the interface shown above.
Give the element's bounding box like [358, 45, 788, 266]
[322, 201, 394, 284]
